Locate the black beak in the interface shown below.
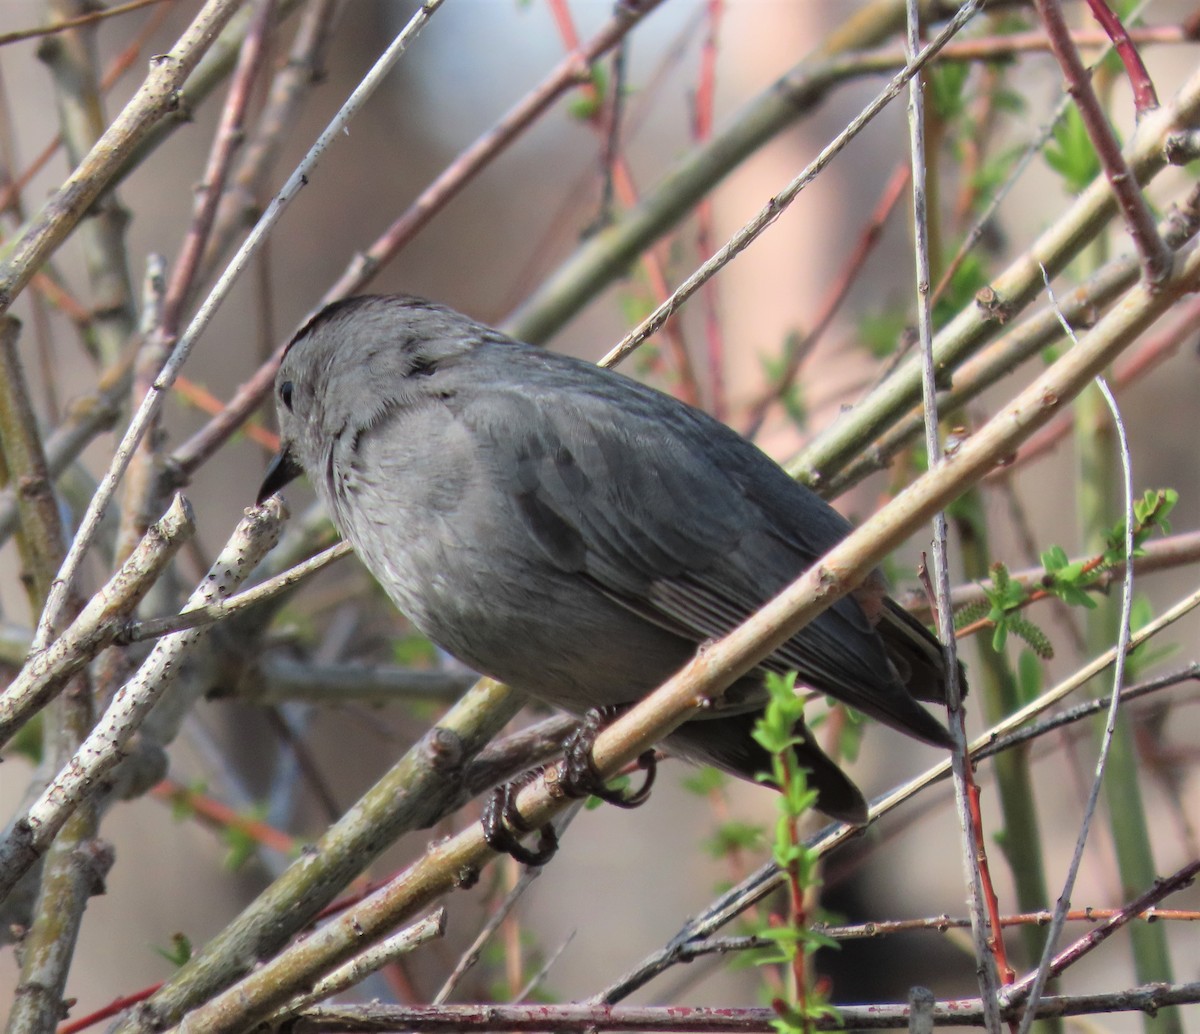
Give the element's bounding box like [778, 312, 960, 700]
[257, 445, 303, 505]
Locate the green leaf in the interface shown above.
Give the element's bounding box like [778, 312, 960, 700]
[1041, 545, 1070, 572]
[1016, 649, 1044, 705]
[681, 767, 727, 796]
[222, 802, 270, 870]
[153, 932, 193, 968]
[705, 820, 766, 857]
[858, 307, 910, 360]
[928, 61, 970, 121]
[171, 782, 206, 823]
[1044, 104, 1103, 193]
[566, 63, 609, 121]
[991, 621, 1008, 653]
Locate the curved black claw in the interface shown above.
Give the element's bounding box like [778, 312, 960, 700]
[558, 708, 658, 809]
[481, 777, 558, 867]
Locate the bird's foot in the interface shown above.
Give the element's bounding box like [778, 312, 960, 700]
[481, 770, 558, 867]
[554, 707, 657, 808]
[479, 709, 656, 867]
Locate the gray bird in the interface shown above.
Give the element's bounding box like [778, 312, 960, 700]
[259, 295, 960, 826]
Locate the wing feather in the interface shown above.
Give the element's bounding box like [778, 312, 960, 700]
[453, 347, 949, 742]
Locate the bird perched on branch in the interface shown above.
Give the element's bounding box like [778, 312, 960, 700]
[259, 295, 961, 854]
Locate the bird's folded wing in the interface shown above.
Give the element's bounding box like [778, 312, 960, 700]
[458, 373, 941, 735]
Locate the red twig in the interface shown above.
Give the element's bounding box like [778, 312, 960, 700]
[1083, 0, 1159, 115]
[1003, 859, 1200, 1007]
[693, 0, 725, 418]
[173, 374, 279, 451]
[742, 163, 910, 439]
[0, 1, 173, 216]
[986, 295, 1200, 478]
[967, 780, 1015, 986]
[150, 779, 299, 856]
[158, 0, 276, 338]
[0, 0, 168, 47]
[545, 0, 581, 51]
[169, 0, 664, 483]
[56, 983, 163, 1034]
[1033, 0, 1171, 285]
[545, 0, 701, 405]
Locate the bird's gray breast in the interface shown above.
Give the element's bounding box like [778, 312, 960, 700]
[316, 393, 699, 711]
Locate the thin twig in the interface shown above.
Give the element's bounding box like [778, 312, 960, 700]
[1014, 266, 1139, 1034]
[905, 3, 1000, 1026]
[195, 0, 340, 298]
[1005, 861, 1200, 1012]
[596, 1, 985, 372]
[121, 540, 350, 642]
[0, 0, 168, 47]
[168, 0, 665, 482]
[594, 587, 1200, 1006]
[545, 0, 701, 405]
[161, 0, 277, 337]
[1083, 0, 1159, 115]
[292, 980, 1200, 1031]
[40, 0, 142, 369]
[149, 779, 299, 856]
[33, 0, 446, 649]
[1033, 0, 1170, 284]
[0, 495, 194, 749]
[743, 162, 910, 439]
[155, 231, 1200, 1032]
[271, 910, 446, 1022]
[975, 663, 1200, 761]
[901, 529, 1200, 620]
[680, 903, 1200, 953]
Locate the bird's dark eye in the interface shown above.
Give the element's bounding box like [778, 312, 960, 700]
[279, 380, 294, 411]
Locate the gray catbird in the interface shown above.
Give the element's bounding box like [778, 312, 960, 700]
[259, 295, 961, 827]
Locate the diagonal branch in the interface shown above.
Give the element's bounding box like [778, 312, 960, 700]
[1034, 0, 1170, 284]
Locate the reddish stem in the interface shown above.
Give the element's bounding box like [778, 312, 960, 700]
[545, 0, 702, 405]
[1004, 859, 1200, 1005]
[150, 779, 298, 856]
[1083, 0, 1159, 115]
[1033, 0, 1171, 285]
[743, 164, 910, 439]
[0, 2, 173, 217]
[693, 0, 725, 419]
[158, 0, 276, 339]
[968, 780, 1016, 987]
[56, 983, 162, 1034]
[170, 0, 664, 483]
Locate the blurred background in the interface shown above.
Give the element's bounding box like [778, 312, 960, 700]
[0, 0, 1198, 1029]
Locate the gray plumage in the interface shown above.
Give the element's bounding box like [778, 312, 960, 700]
[260, 295, 961, 824]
